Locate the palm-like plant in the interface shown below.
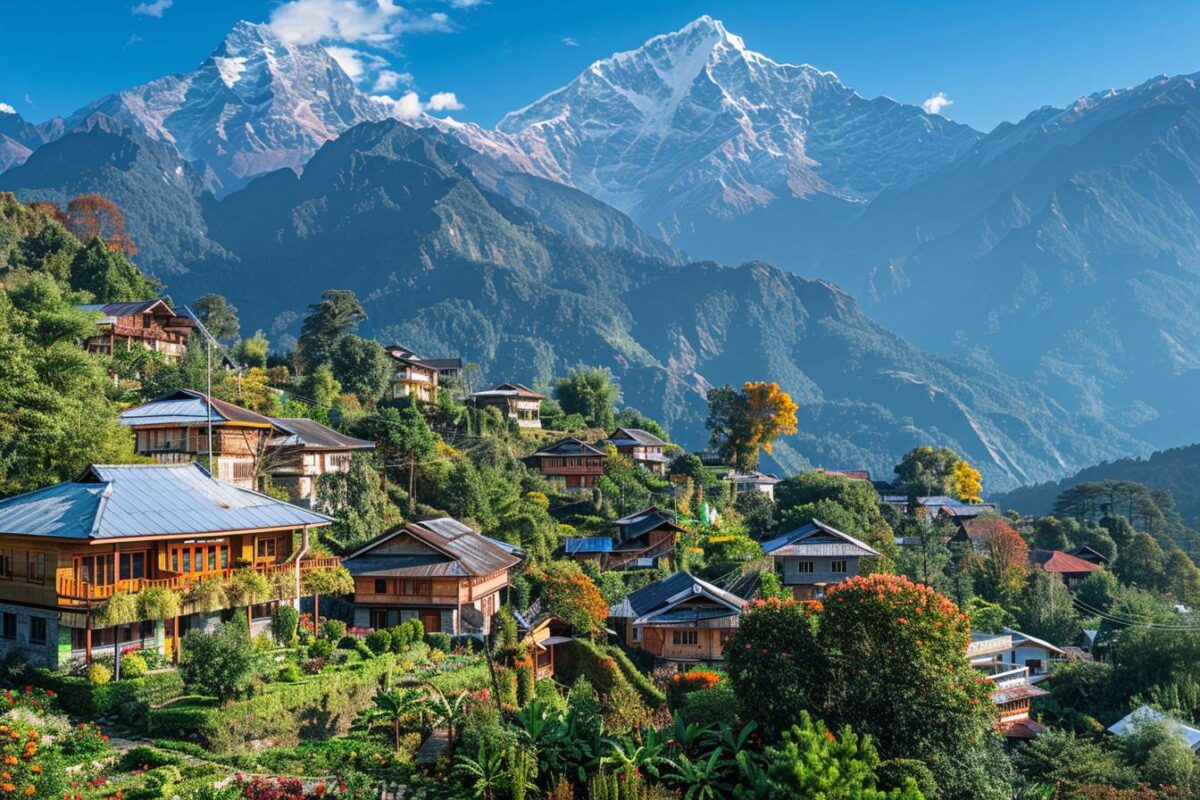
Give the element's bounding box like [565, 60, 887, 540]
[453, 744, 505, 800]
[370, 687, 425, 749]
[661, 748, 732, 800]
[600, 730, 670, 781]
[427, 686, 468, 760]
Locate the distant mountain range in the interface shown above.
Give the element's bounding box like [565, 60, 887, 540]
[7, 16, 1200, 491]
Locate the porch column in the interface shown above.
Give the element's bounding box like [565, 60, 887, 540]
[295, 525, 310, 611]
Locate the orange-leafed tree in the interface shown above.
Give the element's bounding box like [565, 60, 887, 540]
[978, 523, 1032, 605]
[64, 194, 137, 255]
[706, 381, 799, 471]
[538, 564, 609, 639]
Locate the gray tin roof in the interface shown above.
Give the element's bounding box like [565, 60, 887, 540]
[0, 463, 331, 540]
[761, 518, 880, 558]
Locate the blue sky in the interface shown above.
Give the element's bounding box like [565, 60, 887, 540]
[3, 0, 1200, 132]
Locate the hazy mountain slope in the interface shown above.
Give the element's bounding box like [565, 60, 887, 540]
[835, 74, 1200, 446]
[993, 442, 1200, 528]
[482, 16, 980, 266]
[0, 114, 229, 276]
[187, 120, 1139, 491]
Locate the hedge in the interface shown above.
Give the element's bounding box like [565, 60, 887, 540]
[554, 639, 665, 708]
[147, 655, 395, 753]
[31, 669, 185, 725]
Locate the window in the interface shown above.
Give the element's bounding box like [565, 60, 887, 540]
[830, 560, 847, 574]
[169, 541, 227, 574]
[117, 551, 145, 581]
[0, 549, 11, 580]
[795, 561, 814, 574]
[142, 313, 152, 328]
[26, 552, 46, 584]
[257, 537, 280, 560]
[76, 554, 115, 586]
[402, 580, 431, 596]
[374, 579, 388, 594]
[28, 617, 46, 646]
[0, 614, 14, 640]
[672, 630, 698, 646]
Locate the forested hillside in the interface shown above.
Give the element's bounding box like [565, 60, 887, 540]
[996, 443, 1200, 528]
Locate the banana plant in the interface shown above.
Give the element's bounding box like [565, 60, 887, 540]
[454, 744, 506, 800]
[661, 747, 734, 800]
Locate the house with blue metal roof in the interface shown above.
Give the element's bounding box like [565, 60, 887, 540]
[0, 462, 335, 669]
[762, 519, 880, 600]
[564, 506, 683, 571]
[609, 571, 746, 665]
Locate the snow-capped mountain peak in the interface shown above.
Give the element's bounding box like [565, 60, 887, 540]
[489, 17, 980, 247]
[64, 20, 389, 194]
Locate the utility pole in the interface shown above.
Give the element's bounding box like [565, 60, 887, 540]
[184, 306, 218, 474]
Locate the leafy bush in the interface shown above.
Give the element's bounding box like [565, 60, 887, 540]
[277, 664, 304, 683]
[28, 669, 184, 725]
[180, 623, 253, 700]
[271, 606, 300, 646]
[678, 683, 737, 727]
[118, 745, 183, 772]
[87, 662, 113, 685]
[322, 619, 347, 641]
[308, 638, 334, 659]
[59, 721, 111, 760]
[424, 632, 451, 652]
[365, 629, 392, 655]
[121, 651, 149, 679]
[300, 658, 326, 675]
[667, 669, 720, 708]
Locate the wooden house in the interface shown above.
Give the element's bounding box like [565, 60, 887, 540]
[386, 346, 463, 403]
[609, 572, 745, 666]
[564, 506, 682, 570]
[343, 518, 522, 636]
[1067, 544, 1111, 566]
[602, 428, 669, 474]
[948, 516, 1021, 553]
[763, 520, 878, 599]
[761, 519, 880, 600]
[968, 631, 1050, 738]
[78, 300, 192, 362]
[468, 384, 547, 429]
[879, 495, 997, 524]
[0, 463, 335, 668]
[514, 600, 573, 680]
[1029, 548, 1101, 588]
[266, 417, 375, 507]
[724, 470, 781, 500]
[524, 438, 606, 491]
[119, 389, 278, 488]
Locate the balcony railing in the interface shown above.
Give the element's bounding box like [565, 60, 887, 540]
[55, 556, 341, 602]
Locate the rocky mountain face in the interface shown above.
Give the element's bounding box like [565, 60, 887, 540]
[483, 16, 980, 266]
[179, 120, 1137, 491]
[833, 73, 1200, 448]
[0, 110, 58, 172]
[63, 21, 392, 195]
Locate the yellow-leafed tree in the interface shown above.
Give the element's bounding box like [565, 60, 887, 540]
[706, 381, 799, 471]
[950, 459, 983, 504]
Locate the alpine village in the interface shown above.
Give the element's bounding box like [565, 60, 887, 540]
[6, 10, 1200, 800]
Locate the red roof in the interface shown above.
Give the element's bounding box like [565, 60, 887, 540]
[958, 516, 1020, 542]
[1029, 548, 1101, 575]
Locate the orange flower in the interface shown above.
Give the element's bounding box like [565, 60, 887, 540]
[20, 787, 31, 797]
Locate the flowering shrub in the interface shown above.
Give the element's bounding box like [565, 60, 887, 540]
[234, 774, 373, 800]
[299, 658, 326, 675]
[59, 722, 110, 760]
[667, 670, 721, 708]
[0, 723, 59, 798]
[0, 688, 54, 717]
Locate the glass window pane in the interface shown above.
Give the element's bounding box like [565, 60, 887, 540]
[182, 550, 192, 573]
[131, 553, 145, 579]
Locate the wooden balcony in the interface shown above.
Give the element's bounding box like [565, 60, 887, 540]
[55, 556, 341, 603]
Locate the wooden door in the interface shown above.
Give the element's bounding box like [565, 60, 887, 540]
[420, 610, 441, 633]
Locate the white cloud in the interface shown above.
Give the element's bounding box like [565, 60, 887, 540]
[325, 45, 369, 80]
[269, 0, 450, 46]
[372, 69, 412, 92]
[561, 36, 579, 47]
[371, 90, 463, 118]
[132, 0, 173, 18]
[922, 92, 953, 116]
[426, 91, 463, 111]
[22, 94, 32, 106]
[0, 103, 15, 115]
[126, 33, 143, 46]
[446, 0, 485, 7]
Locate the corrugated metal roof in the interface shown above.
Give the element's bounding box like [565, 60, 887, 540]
[564, 537, 614, 554]
[269, 418, 375, 450]
[528, 438, 606, 458]
[0, 463, 331, 539]
[605, 427, 667, 447]
[344, 517, 522, 578]
[470, 383, 546, 400]
[609, 571, 745, 619]
[761, 519, 880, 558]
[991, 684, 1048, 704]
[121, 389, 277, 428]
[343, 554, 467, 578]
[1110, 706, 1200, 750]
